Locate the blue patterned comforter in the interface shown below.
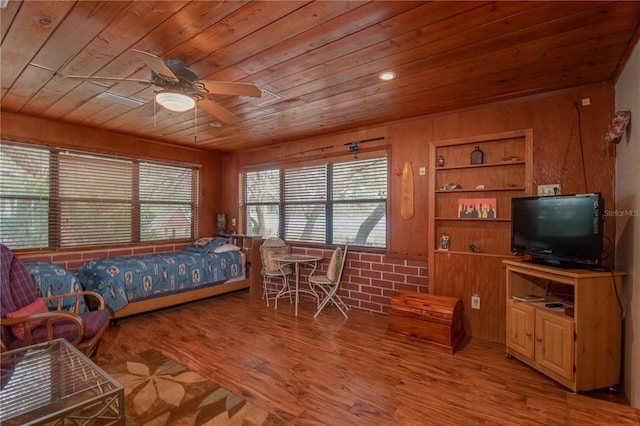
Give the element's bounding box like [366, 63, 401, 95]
[76, 250, 245, 313]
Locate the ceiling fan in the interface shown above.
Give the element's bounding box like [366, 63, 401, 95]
[63, 49, 262, 124]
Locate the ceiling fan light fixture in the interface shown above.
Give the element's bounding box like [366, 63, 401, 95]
[155, 92, 196, 112]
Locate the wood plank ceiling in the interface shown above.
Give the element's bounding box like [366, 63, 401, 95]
[2, 1, 639, 153]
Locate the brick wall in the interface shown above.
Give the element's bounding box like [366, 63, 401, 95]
[266, 246, 429, 315]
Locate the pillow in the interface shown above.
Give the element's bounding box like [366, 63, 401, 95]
[184, 237, 228, 253]
[327, 248, 343, 283]
[25, 262, 87, 313]
[214, 243, 241, 253]
[6, 298, 48, 340]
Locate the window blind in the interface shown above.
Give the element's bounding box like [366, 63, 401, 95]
[242, 154, 387, 248]
[58, 152, 133, 247]
[244, 169, 281, 237]
[332, 157, 387, 246]
[0, 141, 197, 249]
[139, 163, 195, 241]
[0, 143, 50, 248]
[284, 165, 327, 243]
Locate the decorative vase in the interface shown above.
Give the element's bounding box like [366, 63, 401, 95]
[217, 213, 227, 235]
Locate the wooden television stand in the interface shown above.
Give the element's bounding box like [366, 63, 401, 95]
[503, 259, 625, 392]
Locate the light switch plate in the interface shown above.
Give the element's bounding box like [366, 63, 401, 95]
[419, 166, 426, 176]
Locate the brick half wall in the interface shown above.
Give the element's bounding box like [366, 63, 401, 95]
[263, 246, 429, 315]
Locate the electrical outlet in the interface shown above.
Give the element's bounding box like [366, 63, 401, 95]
[419, 166, 426, 176]
[537, 184, 561, 196]
[471, 295, 480, 310]
[231, 218, 236, 226]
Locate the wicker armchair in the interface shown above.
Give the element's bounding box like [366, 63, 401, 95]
[0, 244, 110, 357]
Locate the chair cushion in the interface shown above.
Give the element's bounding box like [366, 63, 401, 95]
[327, 248, 343, 282]
[78, 309, 111, 338]
[264, 265, 293, 277]
[7, 309, 111, 351]
[6, 298, 48, 339]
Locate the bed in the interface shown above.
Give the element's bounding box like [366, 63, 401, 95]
[76, 237, 249, 319]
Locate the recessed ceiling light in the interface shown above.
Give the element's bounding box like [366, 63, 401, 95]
[379, 71, 396, 81]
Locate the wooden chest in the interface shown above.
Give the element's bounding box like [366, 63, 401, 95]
[387, 291, 464, 353]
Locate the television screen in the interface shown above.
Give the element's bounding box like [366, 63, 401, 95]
[511, 193, 604, 266]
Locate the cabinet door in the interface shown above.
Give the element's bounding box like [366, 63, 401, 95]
[506, 300, 534, 358]
[535, 310, 574, 380]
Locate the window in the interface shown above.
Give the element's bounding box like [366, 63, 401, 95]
[243, 169, 281, 237]
[243, 155, 387, 248]
[0, 141, 198, 249]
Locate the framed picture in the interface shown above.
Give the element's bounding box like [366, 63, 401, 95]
[458, 198, 497, 218]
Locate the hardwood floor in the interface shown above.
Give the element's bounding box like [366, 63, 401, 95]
[95, 290, 640, 425]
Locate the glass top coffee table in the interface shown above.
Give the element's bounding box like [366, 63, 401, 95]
[0, 338, 124, 425]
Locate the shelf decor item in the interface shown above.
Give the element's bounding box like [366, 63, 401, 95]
[439, 233, 450, 250]
[458, 198, 496, 218]
[437, 155, 445, 167]
[216, 213, 227, 235]
[470, 146, 484, 164]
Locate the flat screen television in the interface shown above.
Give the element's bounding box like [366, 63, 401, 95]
[510, 193, 604, 267]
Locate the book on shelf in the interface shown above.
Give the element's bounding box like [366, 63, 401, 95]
[512, 294, 545, 302]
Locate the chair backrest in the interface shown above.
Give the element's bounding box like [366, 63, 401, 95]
[327, 244, 349, 284]
[0, 244, 39, 346]
[259, 238, 290, 274]
[0, 245, 38, 316]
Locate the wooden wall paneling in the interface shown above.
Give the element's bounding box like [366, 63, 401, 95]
[433, 253, 508, 342]
[218, 154, 240, 234]
[387, 120, 430, 260]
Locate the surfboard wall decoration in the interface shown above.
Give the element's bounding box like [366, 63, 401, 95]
[400, 161, 414, 219]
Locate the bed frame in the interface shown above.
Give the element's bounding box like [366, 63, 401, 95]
[109, 276, 250, 320]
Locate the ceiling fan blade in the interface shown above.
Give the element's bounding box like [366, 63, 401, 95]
[63, 75, 153, 85]
[198, 80, 262, 97]
[132, 49, 179, 83]
[198, 99, 239, 124]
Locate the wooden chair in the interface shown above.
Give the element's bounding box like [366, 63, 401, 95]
[0, 244, 110, 357]
[259, 238, 293, 307]
[309, 244, 349, 318]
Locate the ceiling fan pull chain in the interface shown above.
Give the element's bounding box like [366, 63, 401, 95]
[194, 108, 198, 144]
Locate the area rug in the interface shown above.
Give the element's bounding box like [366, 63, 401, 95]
[103, 349, 288, 426]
